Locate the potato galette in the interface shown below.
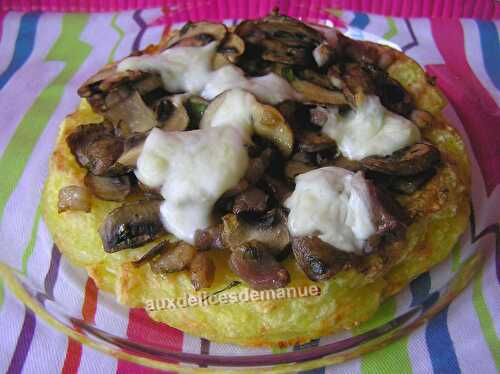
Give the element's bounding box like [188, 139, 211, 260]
[42, 12, 469, 347]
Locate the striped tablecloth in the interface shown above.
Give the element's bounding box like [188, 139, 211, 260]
[0, 3, 499, 373]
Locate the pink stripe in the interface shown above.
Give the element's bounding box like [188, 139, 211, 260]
[428, 19, 500, 195]
[116, 308, 183, 374]
[1, 0, 499, 19]
[0, 11, 6, 43]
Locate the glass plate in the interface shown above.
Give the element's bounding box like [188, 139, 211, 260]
[0, 10, 491, 373]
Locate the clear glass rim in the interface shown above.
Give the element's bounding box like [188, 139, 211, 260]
[0, 238, 488, 372]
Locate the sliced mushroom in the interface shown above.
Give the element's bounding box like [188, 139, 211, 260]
[296, 130, 336, 153]
[132, 74, 164, 97]
[235, 13, 323, 67]
[285, 160, 317, 180]
[261, 40, 311, 65]
[150, 241, 197, 273]
[252, 103, 294, 157]
[261, 175, 292, 204]
[190, 253, 215, 290]
[361, 143, 441, 176]
[77, 63, 145, 98]
[388, 168, 437, 195]
[109, 134, 146, 174]
[245, 148, 273, 184]
[340, 37, 379, 65]
[201, 90, 294, 157]
[260, 13, 323, 45]
[58, 185, 91, 213]
[340, 63, 375, 99]
[218, 32, 245, 63]
[373, 70, 413, 116]
[154, 97, 189, 132]
[99, 199, 166, 252]
[132, 240, 169, 267]
[360, 178, 409, 253]
[84, 172, 132, 201]
[296, 69, 333, 90]
[292, 236, 356, 281]
[291, 80, 347, 106]
[66, 122, 124, 176]
[232, 187, 269, 217]
[165, 21, 227, 49]
[222, 213, 290, 258]
[103, 88, 158, 133]
[313, 42, 334, 67]
[194, 224, 225, 251]
[229, 240, 290, 290]
[332, 156, 362, 172]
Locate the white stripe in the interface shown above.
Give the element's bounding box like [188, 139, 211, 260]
[404, 18, 444, 66]
[182, 333, 202, 354]
[407, 325, 433, 374]
[25, 219, 53, 286]
[14, 220, 68, 373]
[79, 345, 118, 374]
[136, 8, 164, 51]
[22, 320, 68, 373]
[461, 19, 500, 107]
[448, 280, 497, 373]
[0, 13, 119, 271]
[50, 256, 88, 317]
[0, 12, 22, 73]
[0, 13, 62, 159]
[390, 17, 413, 49]
[113, 11, 139, 61]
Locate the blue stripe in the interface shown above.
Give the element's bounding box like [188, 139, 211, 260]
[350, 12, 369, 30]
[426, 307, 461, 374]
[410, 273, 460, 373]
[475, 20, 500, 90]
[410, 272, 431, 307]
[0, 12, 41, 89]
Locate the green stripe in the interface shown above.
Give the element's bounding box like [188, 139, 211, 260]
[21, 206, 41, 275]
[472, 268, 500, 370]
[355, 298, 412, 374]
[0, 14, 92, 308]
[109, 14, 125, 63]
[0, 14, 91, 224]
[451, 241, 461, 272]
[383, 17, 398, 40]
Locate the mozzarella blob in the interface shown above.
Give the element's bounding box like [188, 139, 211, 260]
[136, 127, 249, 244]
[118, 42, 299, 105]
[322, 95, 420, 160]
[285, 167, 376, 253]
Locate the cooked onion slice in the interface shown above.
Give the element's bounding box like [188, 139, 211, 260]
[58, 185, 91, 213]
[190, 253, 215, 290]
[150, 241, 197, 273]
[229, 240, 290, 290]
[84, 173, 132, 202]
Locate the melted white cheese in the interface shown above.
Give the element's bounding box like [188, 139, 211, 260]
[322, 95, 421, 160]
[284, 167, 375, 253]
[200, 88, 257, 137]
[136, 127, 249, 244]
[117, 42, 298, 105]
[119, 42, 218, 94]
